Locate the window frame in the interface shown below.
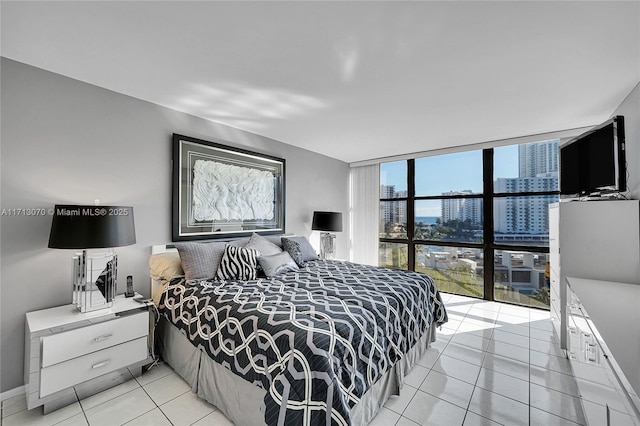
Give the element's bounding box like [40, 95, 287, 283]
[379, 146, 560, 307]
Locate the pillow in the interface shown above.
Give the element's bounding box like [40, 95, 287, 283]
[245, 233, 283, 257]
[281, 236, 318, 267]
[216, 245, 260, 281]
[228, 238, 250, 247]
[149, 252, 184, 282]
[264, 235, 284, 248]
[175, 242, 228, 280]
[149, 251, 186, 305]
[258, 251, 299, 277]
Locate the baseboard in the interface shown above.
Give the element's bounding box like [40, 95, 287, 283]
[0, 385, 25, 402]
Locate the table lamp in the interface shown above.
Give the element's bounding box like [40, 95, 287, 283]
[48, 204, 136, 312]
[312, 211, 343, 260]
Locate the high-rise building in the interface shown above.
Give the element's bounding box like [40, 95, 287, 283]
[441, 191, 482, 225]
[494, 174, 558, 234]
[396, 190, 408, 225]
[518, 139, 559, 178]
[380, 185, 407, 232]
[495, 139, 559, 239]
[380, 185, 395, 226]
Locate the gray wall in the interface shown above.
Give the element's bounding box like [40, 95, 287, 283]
[613, 82, 640, 199]
[0, 58, 350, 393]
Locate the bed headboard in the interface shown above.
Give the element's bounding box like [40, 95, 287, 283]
[151, 244, 177, 255]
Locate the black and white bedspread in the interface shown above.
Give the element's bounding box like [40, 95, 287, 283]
[159, 260, 447, 426]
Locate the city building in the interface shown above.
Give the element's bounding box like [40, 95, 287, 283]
[441, 191, 482, 225]
[518, 139, 559, 177]
[380, 185, 407, 232]
[494, 174, 558, 235]
[494, 140, 560, 240]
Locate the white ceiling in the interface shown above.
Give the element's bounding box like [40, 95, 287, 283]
[2, 1, 639, 163]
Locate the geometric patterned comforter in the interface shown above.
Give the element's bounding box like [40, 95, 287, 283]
[159, 260, 447, 426]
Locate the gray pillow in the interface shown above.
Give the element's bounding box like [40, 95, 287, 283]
[174, 242, 228, 280]
[281, 236, 318, 266]
[259, 251, 299, 277]
[263, 235, 284, 248]
[245, 233, 283, 256]
[228, 238, 249, 247]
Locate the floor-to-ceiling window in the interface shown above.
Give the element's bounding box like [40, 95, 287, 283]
[379, 160, 409, 269]
[378, 139, 560, 309]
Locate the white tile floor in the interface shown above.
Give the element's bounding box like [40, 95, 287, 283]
[1, 294, 585, 426]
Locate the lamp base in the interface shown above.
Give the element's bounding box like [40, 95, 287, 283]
[319, 232, 336, 260]
[73, 249, 117, 312]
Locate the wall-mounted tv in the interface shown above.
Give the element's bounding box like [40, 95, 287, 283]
[560, 115, 626, 198]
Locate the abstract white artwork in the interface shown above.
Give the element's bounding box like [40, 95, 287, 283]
[192, 160, 275, 221]
[173, 134, 284, 241]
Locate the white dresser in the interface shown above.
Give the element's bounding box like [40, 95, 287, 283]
[549, 200, 640, 351]
[567, 277, 640, 425]
[24, 295, 150, 413]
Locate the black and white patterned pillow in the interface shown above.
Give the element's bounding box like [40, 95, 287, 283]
[215, 245, 260, 281]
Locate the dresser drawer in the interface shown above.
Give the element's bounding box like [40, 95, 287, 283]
[41, 311, 148, 367]
[40, 336, 148, 397]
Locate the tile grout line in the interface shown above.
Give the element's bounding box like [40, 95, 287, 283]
[74, 387, 90, 426]
[473, 301, 513, 423]
[137, 379, 178, 426]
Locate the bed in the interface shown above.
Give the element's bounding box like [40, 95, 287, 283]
[149, 235, 448, 425]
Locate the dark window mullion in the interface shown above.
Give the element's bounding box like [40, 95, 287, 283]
[379, 198, 409, 202]
[407, 159, 415, 271]
[483, 149, 495, 301]
[379, 238, 410, 244]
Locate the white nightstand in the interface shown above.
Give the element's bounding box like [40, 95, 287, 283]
[24, 294, 151, 413]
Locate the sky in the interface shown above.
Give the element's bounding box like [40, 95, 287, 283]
[380, 145, 523, 216]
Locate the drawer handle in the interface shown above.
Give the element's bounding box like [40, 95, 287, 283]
[93, 334, 113, 342]
[92, 360, 111, 369]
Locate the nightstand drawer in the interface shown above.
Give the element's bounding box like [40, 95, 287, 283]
[40, 336, 147, 397]
[41, 311, 148, 367]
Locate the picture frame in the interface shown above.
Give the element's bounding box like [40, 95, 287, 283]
[172, 134, 285, 241]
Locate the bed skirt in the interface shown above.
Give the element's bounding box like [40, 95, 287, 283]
[156, 317, 438, 425]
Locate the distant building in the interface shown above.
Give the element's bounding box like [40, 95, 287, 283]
[380, 185, 395, 227]
[518, 140, 559, 178]
[494, 174, 558, 235]
[492, 139, 559, 238]
[396, 190, 408, 225]
[441, 190, 482, 225]
[380, 185, 407, 230]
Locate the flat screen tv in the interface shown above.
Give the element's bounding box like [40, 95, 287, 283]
[560, 115, 626, 197]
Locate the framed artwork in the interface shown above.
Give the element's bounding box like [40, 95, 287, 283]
[172, 134, 285, 241]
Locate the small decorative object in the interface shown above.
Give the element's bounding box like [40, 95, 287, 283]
[172, 134, 285, 241]
[48, 204, 136, 312]
[312, 211, 343, 260]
